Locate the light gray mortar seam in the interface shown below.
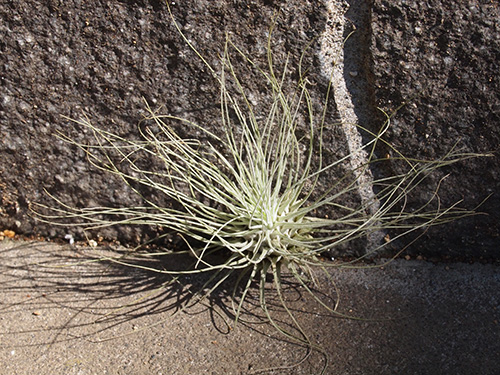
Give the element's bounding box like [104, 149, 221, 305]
[319, 0, 383, 253]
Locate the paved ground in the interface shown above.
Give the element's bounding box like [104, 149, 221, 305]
[0, 239, 498, 374]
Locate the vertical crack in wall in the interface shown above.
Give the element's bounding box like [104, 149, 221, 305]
[319, 0, 383, 254]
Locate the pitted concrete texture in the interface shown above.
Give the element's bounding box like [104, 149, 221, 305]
[1, 0, 498, 258]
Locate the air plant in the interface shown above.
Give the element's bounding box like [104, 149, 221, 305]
[34, 6, 484, 374]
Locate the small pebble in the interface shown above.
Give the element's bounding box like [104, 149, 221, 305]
[3, 229, 15, 238]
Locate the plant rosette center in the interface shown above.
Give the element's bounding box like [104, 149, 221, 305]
[237, 202, 310, 265]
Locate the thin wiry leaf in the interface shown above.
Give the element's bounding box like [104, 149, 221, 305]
[33, 7, 488, 374]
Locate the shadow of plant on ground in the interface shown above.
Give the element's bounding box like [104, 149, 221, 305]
[1, 240, 349, 373]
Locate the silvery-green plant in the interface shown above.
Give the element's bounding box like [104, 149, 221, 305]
[35, 8, 484, 374]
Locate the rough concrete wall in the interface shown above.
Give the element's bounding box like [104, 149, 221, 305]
[0, 0, 348, 246]
[1, 0, 498, 259]
[368, 0, 500, 259]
